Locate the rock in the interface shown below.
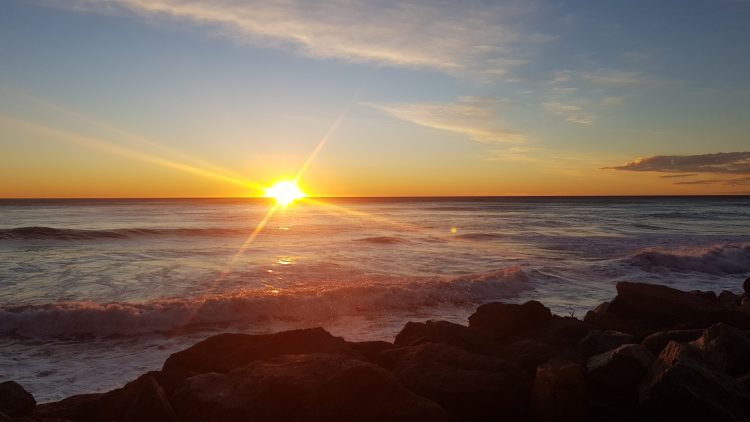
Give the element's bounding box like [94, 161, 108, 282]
[577, 330, 634, 357]
[738, 373, 750, 390]
[744, 277, 750, 296]
[719, 290, 740, 308]
[641, 329, 704, 354]
[583, 309, 649, 335]
[690, 290, 718, 302]
[382, 342, 530, 421]
[495, 339, 555, 373]
[347, 340, 394, 367]
[608, 282, 718, 326]
[469, 300, 552, 340]
[171, 353, 448, 422]
[691, 323, 750, 376]
[587, 344, 655, 393]
[394, 320, 490, 353]
[639, 341, 750, 421]
[532, 359, 588, 422]
[0, 381, 35, 417]
[35, 374, 177, 422]
[163, 328, 360, 379]
[607, 282, 750, 330]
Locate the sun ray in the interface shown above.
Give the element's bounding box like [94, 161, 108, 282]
[0, 115, 264, 192]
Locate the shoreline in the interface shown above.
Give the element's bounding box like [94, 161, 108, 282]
[4, 279, 750, 421]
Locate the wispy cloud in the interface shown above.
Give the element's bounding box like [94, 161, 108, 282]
[583, 68, 644, 86]
[366, 97, 523, 143]
[604, 152, 750, 187]
[56, 0, 543, 79]
[604, 152, 750, 174]
[542, 101, 592, 125]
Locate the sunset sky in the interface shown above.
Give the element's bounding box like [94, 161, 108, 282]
[2, 0, 749, 197]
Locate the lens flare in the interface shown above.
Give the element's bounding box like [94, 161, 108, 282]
[264, 180, 306, 207]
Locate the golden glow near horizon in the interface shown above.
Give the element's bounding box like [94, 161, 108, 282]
[264, 180, 306, 207]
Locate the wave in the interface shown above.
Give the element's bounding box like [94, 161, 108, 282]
[627, 243, 750, 275]
[0, 226, 248, 240]
[0, 267, 530, 339]
[454, 233, 502, 241]
[355, 236, 411, 245]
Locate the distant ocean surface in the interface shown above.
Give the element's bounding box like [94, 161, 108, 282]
[1, 196, 750, 401]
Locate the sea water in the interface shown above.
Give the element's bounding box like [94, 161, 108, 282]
[1, 196, 749, 401]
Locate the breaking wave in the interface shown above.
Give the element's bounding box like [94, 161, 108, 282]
[628, 243, 750, 275]
[0, 266, 530, 339]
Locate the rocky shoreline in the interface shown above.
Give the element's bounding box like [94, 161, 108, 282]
[3, 279, 750, 421]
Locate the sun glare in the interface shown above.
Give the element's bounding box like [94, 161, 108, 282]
[264, 180, 306, 207]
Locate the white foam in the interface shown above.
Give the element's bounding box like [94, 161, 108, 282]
[628, 243, 750, 275]
[0, 266, 529, 339]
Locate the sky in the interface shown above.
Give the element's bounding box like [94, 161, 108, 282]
[1, 0, 749, 197]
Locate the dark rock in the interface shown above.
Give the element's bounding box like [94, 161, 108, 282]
[607, 282, 750, 330]
[469, 300, 552, 340]
[608, 282, 718, 325]
[532, 359, 588, 422]
[587, 344, 654, 393]
[577, 330, 634, 357]
[738, 373, 750, 390]
[171, 353, 448, 422]
[495, 339, 555, 373]
[536, 316, 593, 346]
[690, 290, 718, 302]
[394, 320, 490, 353]
[347, 340, 394, 367]
[163, 328, 360, 379]
[744, 277, 750, 296]
[0, 381, 35, 417]
[641, 329, 704, 354]
[691, 323, 750, 376]
[382, 342, 530, 421]
[583, 309, 649, 335]
[35, 373, 176, 422]
[719, 290, 740, 308]
[639, 341, 750, 422]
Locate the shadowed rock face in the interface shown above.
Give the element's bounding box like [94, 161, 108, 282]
[587, 344, 655, 393]
[639, 341, 750, 422]
[381, 342, 531, 421]
[170, 353, 448, 422]
[469, 300, 552, 340]
[162, 328, 361, 380]
[0, 381, 36, 418]
[691, 323, 750, 376]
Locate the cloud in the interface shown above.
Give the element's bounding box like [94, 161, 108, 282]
[583, 69, 644, 86]
[604, 152, 750, 174]
[57, 0, 543, 79]
[604, 152, 750, 187]
[542, 101, 593, 125]
[366, 97, 523, 143]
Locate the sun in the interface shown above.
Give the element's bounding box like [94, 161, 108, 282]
[264, 180, 306, 207]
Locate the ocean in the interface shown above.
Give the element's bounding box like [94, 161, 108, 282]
[1, 196, 749, 401]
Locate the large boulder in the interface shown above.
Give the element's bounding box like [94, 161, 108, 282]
[469, 300, 552, 340]
[577, 330, 634, 357]
[35, 373, 177, 422]
[0, 381, 35, 417]
[495, 339, 555, 373]
[607, 282, 750, 330]
[691, 323, 750, 376]
[639, 341, 750, 421]
[587, 344, 655, 393]
[394, 320, 490, 353]
[640, 329, 704, 355]
[162, 328, 360, 379]
[532, 360, 588, 422]
[170, 353, 448, 422]
[381, 342, 530, 421]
